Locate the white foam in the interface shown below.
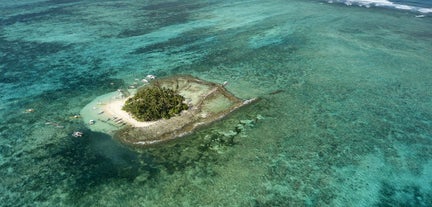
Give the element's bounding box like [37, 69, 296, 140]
[418, 8, 432, 13]
[333, 0, 432, 14]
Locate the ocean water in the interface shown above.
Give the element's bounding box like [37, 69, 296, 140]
[1, 0, 431, 206]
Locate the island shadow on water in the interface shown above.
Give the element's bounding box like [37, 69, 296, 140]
[81, 75, 258, 149]
[52, 130, 141, 200]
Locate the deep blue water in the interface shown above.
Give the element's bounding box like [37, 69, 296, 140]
[1, 0, 432, 206]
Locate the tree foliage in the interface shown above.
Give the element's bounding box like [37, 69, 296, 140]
[122, 86, 189, 121]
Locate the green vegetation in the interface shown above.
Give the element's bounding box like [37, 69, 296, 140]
[122, 86, 189, 121]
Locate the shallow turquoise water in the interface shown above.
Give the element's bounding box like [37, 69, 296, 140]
[1, 0, 432, 206]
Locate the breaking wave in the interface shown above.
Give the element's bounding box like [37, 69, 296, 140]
[327, 0, 432, 14]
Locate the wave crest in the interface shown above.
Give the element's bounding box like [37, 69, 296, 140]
[328, 0, 432, 14]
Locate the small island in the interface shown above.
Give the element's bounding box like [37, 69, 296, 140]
[80, 75, 257, 147]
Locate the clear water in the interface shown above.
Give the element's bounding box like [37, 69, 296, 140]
[1, 0, 432, 206]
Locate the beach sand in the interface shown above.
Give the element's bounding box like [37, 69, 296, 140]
[102, 97, 156, 128]
[80, 90, 157, 134]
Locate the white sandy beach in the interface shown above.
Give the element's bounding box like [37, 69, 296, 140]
[80, 91, 158, 133]
[102, 97, 157, 128]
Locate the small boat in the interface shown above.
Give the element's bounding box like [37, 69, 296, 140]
[72, 131, 83, 137]
[146, 75, 156, 80]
